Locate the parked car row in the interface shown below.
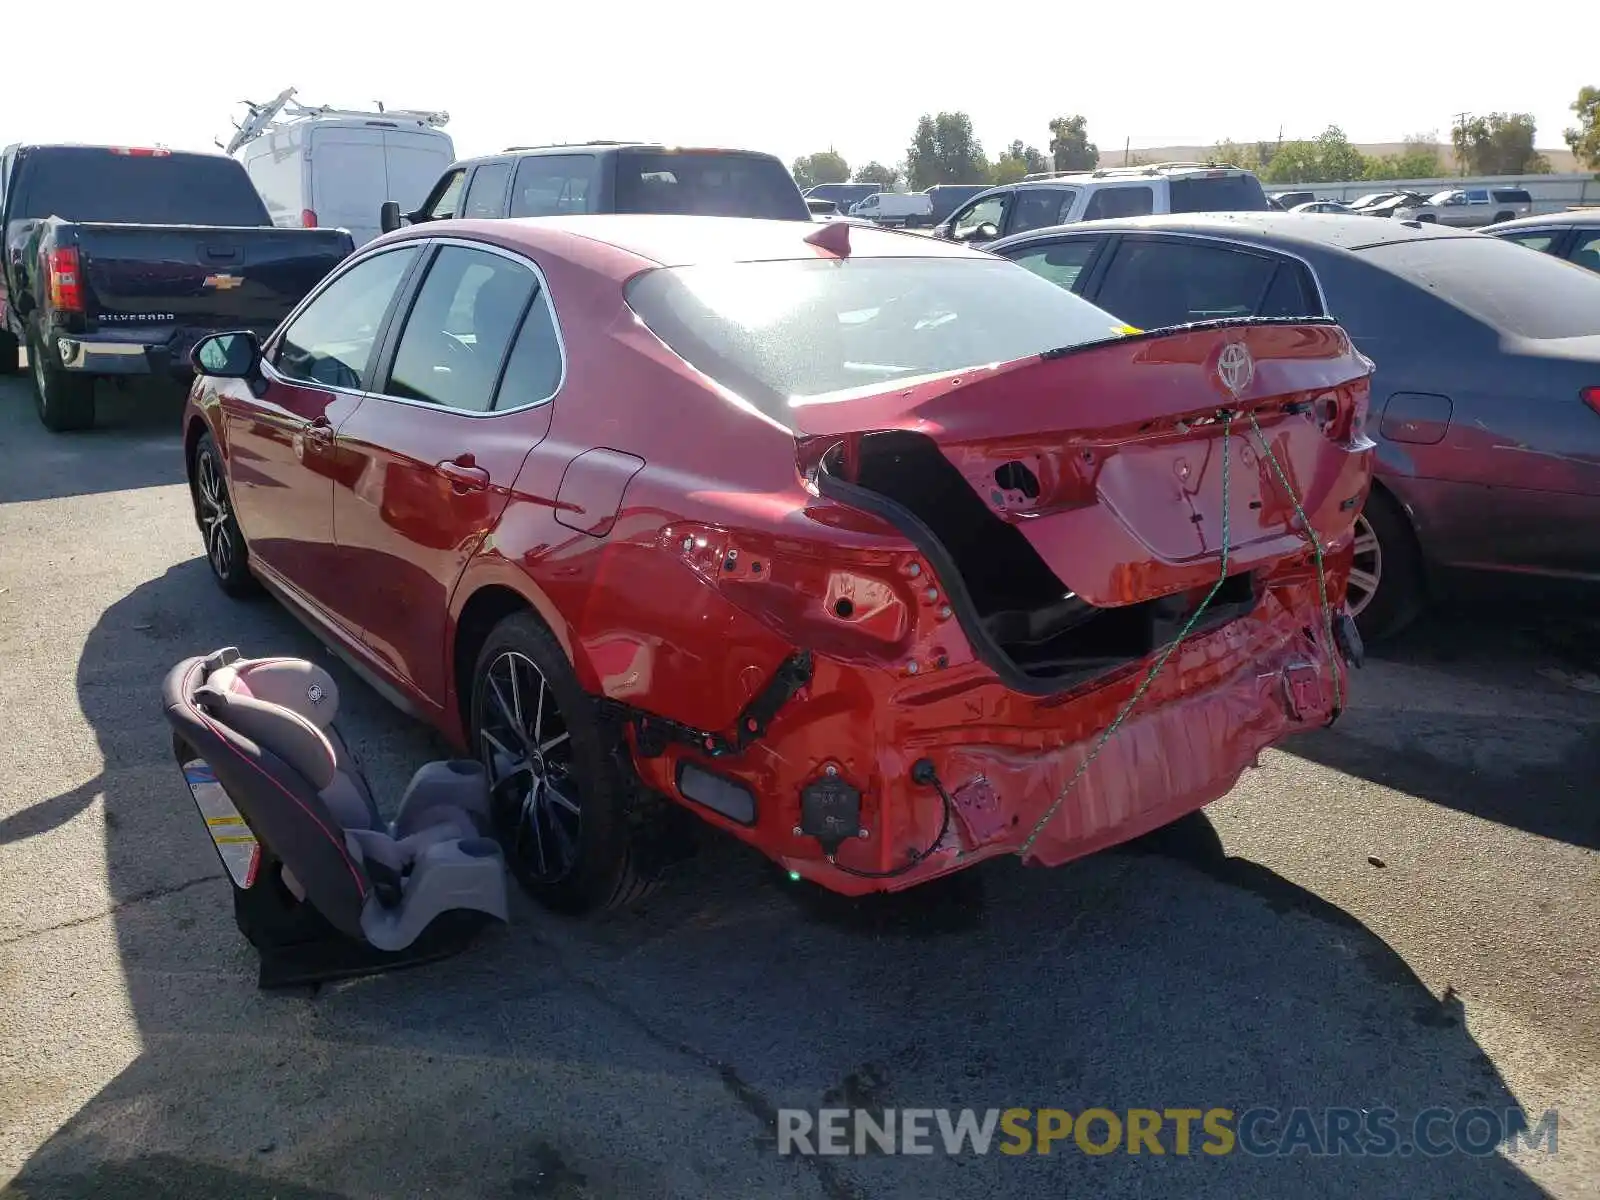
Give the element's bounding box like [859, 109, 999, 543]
[1272, 187, 1536, 225]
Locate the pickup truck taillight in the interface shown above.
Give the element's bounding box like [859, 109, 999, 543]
[300, 209, 318, 228]
[47, 247, 84, 313]
[1583, 387, 1600, 418]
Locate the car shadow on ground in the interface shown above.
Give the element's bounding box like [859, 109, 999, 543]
[4, 560, 1557, 1199]
[1282, 604, 1600, 851]
[0, 377, 188, 504]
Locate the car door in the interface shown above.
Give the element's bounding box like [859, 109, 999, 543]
[225, 244, 422, 626]
[1083, 235, 1322, 329]
[330, 239, 563, 707]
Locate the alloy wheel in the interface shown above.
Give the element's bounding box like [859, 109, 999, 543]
[479, 650, 581, 882]
[196, 452, 235, 579]
[1346, 512, 1382, 618]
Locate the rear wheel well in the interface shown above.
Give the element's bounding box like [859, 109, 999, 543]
[452, 585, 539, 735]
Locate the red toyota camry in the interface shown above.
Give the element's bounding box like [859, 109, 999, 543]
[181, 214, 1373, 913]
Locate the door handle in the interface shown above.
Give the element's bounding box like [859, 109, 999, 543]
[437, 454, 490, 492]
[304, 414, 335, 445]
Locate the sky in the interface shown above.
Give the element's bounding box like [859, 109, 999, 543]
[11, 0, 1592, 171]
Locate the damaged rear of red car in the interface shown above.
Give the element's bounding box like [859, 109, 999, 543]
[609, 231, 1375, 895]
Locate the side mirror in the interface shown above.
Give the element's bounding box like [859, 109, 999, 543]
[191, 331, 261, 379]
[379, 201, 411, 233]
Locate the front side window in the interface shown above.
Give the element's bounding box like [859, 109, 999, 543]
[954, 195, 1006, 238]
[1569, 230, 1600, 274]
[625, 256, 1134, 429]
[424, 170, 467, 220]
[509, 154, 596, 217]
[1083, 186, 1154, 221]
[1499, 230, 1557, 253]
[272, 247, 419, 390]
[1093, 239, 1280, 328]
[462, 163, 511, 219]
[1005, 237, 1100, 290]
[384, 245, 537, 412]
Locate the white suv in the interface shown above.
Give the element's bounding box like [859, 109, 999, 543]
[932, 162, 1269, 245]
[1393, 187, 1533, 228]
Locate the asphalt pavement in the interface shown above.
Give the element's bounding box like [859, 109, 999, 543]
[0, 376, 1595, 1199]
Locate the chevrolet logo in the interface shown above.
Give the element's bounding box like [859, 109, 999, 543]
[203, 273, 243, 290]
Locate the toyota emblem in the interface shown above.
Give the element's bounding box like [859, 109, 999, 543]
[1217, 342, 1254, 396]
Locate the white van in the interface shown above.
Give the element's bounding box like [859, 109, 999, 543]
[226, 89, 454, 247]
[848, 191, 934, 226]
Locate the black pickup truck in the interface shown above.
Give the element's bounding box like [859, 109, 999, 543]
[0, 144, 355, 431]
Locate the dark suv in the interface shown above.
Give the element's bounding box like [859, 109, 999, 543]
[383, 142, 810, 231]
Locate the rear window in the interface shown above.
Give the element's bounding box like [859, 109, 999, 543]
[1362, 235, 1600, 339]
[614, 151, 808, 221]
[625, 256, 1133, 428]
[13, 148, 270, 226]
[1168, 173, 1270, 214]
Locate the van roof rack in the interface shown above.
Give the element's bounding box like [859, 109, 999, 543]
[220, 88, 450, 155]
[1088, 160, 1242, 178]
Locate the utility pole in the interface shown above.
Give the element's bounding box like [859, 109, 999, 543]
[1452, 112, 1470, 175]
[1123, 136, 1130, 166]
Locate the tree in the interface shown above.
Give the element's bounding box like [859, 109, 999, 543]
[1212, 139, 1261, 170]
[853, 161, 900, 188]
[1048, 115, 1098, 173]
[1451, 113, 1548, 176]
[906, 112, 989, 191]
[1565, 86, 1600, 170]
[992, 140, 1049, 184]
[1259, 126, 1369, 184]
[1362, 132, 1442, 181]
[791, 150, 849, 191]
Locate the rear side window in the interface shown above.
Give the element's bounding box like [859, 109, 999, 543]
[625, 257, 1133, 427]
[1492, 189, 1531, 204]
[12, 148, 270, 225]
[1363, 235, 1600, 339]
[1094, 239, 1282, 328]
[1168, 173, 1270, 214]
[1005, 238, 1100, 290]
[1498, 230, 1558, 253]
[510, 154, 596, 217]
[614, 151, 808, 221]
[462, 163, 511, 219]
[1258, 261, 1323, 318]
[385, 246, 536, 412]
[1009, 188, 1078, 234]
[1083, 187, 1153, 221]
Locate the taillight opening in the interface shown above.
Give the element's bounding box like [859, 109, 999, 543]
[300, 209, 318, 228]
[47, 247, 83, 313]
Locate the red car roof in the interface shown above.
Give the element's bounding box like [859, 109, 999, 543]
[435, 215, 987, 271]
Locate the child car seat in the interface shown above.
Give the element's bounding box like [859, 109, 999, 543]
[162, 646, 509, 988]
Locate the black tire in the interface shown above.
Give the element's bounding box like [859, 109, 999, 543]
[29, 330, 96, 431]
[191, 431, 259, 597]
[0, 330, 20, 376]
[1352, 488, 1425, 643]
[470, 612, 661, 915]
[1415, 213, 1436, 224]
[1492, 211, 1514, 224]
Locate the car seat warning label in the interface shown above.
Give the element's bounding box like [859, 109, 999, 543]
[182, 759, 260, 888]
